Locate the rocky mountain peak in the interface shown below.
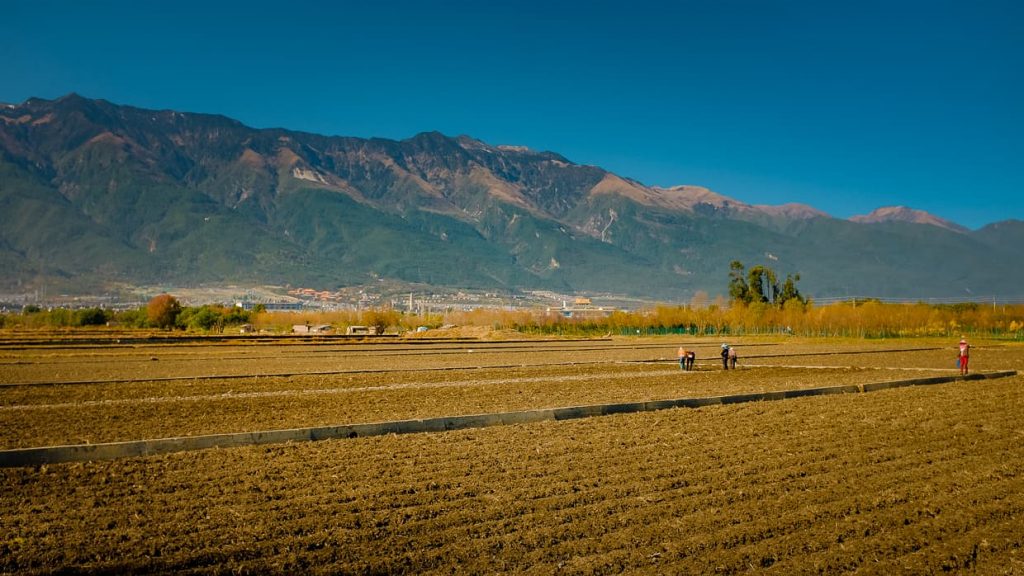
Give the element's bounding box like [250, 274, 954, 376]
[849, 206, 969, 233]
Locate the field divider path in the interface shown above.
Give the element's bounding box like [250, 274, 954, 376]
[1, 371, 684, 411]
[0, 343, 712, 365]
[742, 364, 960, 372]
[0, 370, 1015, 468]
[630, 347, 942, 364]
[0, 361, 626, 388]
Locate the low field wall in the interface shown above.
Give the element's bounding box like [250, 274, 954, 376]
[0, 371, 1015, 467]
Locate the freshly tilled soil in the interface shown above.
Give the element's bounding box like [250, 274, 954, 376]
[1, 336, 1022, 573]
[1, 378, 1022, 574]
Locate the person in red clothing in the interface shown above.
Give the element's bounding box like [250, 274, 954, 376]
[958, 338, 970, 376]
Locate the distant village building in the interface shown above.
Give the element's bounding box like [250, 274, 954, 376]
[546, 296, 615, 319]
[237, 301, 303, 312]
[345, 325, 378, 336]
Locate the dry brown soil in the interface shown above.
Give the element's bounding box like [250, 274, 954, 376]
[1, 335, 1022, 573]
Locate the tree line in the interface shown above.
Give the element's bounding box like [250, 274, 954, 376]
[2, 287, 1022, 339]
[0, 295, 252, 331]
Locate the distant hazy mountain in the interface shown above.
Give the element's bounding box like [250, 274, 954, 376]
[1, 94, 1020, 300]
[850, 206, 970, 234]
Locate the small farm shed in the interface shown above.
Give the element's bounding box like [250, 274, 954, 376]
[292, 324, 333, 334]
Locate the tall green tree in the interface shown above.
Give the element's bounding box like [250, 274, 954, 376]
[778, 274, 806, 306]
[728, 260, 750, 304]
[729, 261, 803, 307]
[747, 265, 768, 303]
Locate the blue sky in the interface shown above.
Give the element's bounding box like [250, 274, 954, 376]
[2, 0, 1021, 229]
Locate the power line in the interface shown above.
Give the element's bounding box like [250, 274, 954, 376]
[811, 295, 1024, 305]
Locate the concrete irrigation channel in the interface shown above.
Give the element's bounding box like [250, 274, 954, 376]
[0, 370, 1015, 468]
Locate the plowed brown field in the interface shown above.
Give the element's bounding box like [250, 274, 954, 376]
[2, 336, 1023, 574]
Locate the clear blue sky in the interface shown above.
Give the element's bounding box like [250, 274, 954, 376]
[2, 0, 1021, 229]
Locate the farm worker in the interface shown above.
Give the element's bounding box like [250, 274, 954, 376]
[721, 344, 730, 370]
[687, 350, 696, 371]
[728, 345, 738, 369]
[958, 338, 970, 376]
[678, 347, 688, 371]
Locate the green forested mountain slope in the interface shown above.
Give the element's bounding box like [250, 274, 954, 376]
[1, 94, 1019, 299]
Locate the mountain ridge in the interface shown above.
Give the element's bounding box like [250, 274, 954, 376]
[850, 206, 970, 234]
[1, 94, 1020, 300]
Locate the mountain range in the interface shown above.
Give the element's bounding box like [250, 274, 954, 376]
[1, 94, 1021, 301]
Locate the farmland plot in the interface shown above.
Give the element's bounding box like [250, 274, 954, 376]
[2, 338, 1013, 448]
[1, 375, 1022, 574]
[0, 338, 977, 385]
[1, 336, 1022, 573]
[0, 339, 702, 384]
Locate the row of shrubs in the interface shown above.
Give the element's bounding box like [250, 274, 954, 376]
[0, 302, 252, 332]
[3, 297, 1023, 339]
